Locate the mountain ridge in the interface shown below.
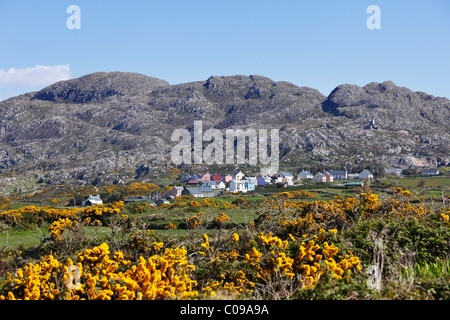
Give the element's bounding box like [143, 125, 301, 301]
[0, 71, 448, 189]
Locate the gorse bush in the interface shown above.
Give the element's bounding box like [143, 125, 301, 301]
[0, 190, 448, 300]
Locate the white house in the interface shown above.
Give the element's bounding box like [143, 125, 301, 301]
[327, 170, 348, 180]
[297, 170, 313, 180]
[359, 169, 374, 180]
[201, 181, 226, 190]
[82, 194, 103, 206]
[347, 173, 360, 180]
[385, 168, 403, 177]
[232, 170, 245, 181]
[230, 180, 248, 193]
[422, 169, 439, 176]
[313, 172, 326, 183]
[276, 172, 294, 186]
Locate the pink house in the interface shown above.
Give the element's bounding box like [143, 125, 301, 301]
[201, 172, 211, 182]
[323, 171, 334, 183]
[222, 174, 232, 182]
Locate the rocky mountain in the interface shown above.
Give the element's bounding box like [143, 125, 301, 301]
[0, 72, 448, 189]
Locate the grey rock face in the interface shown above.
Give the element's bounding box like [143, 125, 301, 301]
[0, 72, 448, 187]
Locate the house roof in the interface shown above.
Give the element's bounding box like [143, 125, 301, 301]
[185, 187, 209, 195]
[314, 172, 324, 177]
[385, 168, 403, 173]
[422, 169, 439, 174]
[279, 172, 293, 177]
[327, 170, 347, 175]
[87, 195, 102, 201]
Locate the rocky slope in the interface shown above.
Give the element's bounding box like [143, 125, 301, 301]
[0, 72, 448, 189]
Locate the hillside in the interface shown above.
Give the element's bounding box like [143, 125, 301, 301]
[0, 72, 448, 190]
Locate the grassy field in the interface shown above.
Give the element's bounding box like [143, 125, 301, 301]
[0, 175, 449, 300]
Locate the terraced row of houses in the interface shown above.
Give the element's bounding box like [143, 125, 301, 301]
[168, 168, 375, 197]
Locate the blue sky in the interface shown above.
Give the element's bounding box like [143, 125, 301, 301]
[0, 0, 449, 101]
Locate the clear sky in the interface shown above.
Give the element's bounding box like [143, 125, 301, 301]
[1, 0, 449, 101]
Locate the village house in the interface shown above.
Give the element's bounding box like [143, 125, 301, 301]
[156, 199, 169, 206]
[347, 173, 360, 179]
[327, 170, 348, 180]
[199, 187, 215, 197]
[421, 169, 439, 176]
[124, 196, 156, 206]
[82, 194, 103, 206]
[313, 172, 326, 183]
[232, 170, 245, 181]
[230, 180, 248, 193]
[277, 172, 294, 185]
[359, 169, 374, 180]
[243, 179, 256, 191]
[188, 175, 202, 184]
[201, 181, 226, 190]
[182, 187, 206, 198]
[385, 168, 403, 177]
[246, 176, 258, 186]
[211, 173, 222, 182]
[222, 174, 232, 182]
[297, 170, 313, 180]
[163, 186, 184, 199]
[257, 175, 272, 186]
[201, 172, 211, 183]
[323, 171, 334, 182]
[313, 172, 333, 183]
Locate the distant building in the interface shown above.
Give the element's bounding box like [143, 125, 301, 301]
[222, 174, 233, 183]
[359, 169, 374, 180]
[345, 181, 364, 187]
[182, 187, 206, 198]
[198, 187, 215, 198]
[297, 170, 313, 180]
[232, 171, 245, 181]
[188, 175, 202, 184]
[327, 170, 348, 180]
[257, 175, 272, 186]
[347, 173, 360, 180]
[211, 173, 222, 182]
[82, 195, 103, 206]
[277, 172, 294, 186]
[422, 169, 439, 176]
[163, 186, 184, 198]
[323, 171, 334, 182]
[156, 199, 169, 206]
[124, 196, 155, 206]
[246, 177, 258, 186]
[314, 172, 333, 183]
[201, 173, 211, 183]
[243, 180, 256, 191]
[313, 172, 326, 183]
[385, 168, 403, 177]
[201, 181, 226, 190]
[364, 118, 379, 130]
[230, 180, 248, 193]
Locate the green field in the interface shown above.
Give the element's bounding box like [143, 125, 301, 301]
[0, 175, 449, 300]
